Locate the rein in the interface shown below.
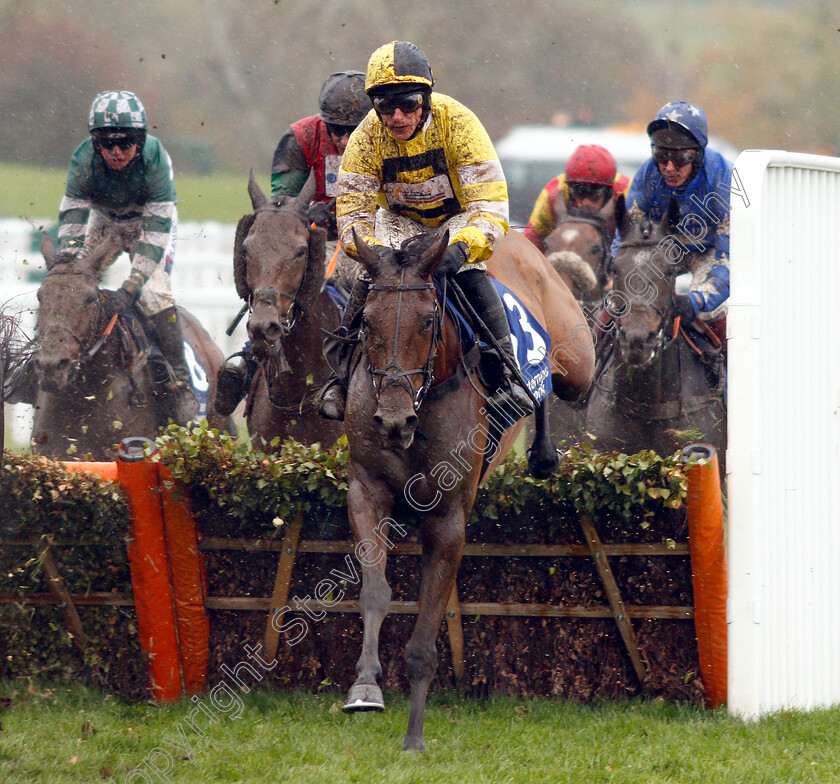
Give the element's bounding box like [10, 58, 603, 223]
[364, 267, 441, 409]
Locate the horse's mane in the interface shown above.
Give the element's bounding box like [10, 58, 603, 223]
[393, 233, 438, 269]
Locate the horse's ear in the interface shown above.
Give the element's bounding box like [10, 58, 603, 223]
[418, 230, 450, 279]
[614, 193, 631, 237]
[248, 169, 268, 212]
[40, 231, 58, 269]
[233, 212, 256, 301]
[354, 228, 383, 277]
[294, 171, 317, 220]
[664, 195, 681, 233]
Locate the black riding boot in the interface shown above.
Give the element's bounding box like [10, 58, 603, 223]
[215, 345, 258, 417]
[149, 307, 200, 426]
[315, 277, 370, 421]
[456, 269, 535, 420]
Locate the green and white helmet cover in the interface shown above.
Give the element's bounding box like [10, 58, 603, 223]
[88, 90, 147, 132]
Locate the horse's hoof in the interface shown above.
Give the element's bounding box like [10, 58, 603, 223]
[526, 447, 560, 479]
[342, 683, 384, 712]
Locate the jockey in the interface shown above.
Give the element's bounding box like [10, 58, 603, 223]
[524, 144, 631, 254]
[315, 40, 533, 422]
[10, 91, 198, 424]
[271, 70, 371, 245]
[215, 71, 372, 417]
[614, 101, 732, 337]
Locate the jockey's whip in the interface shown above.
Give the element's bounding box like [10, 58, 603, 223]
[226, 303, 249, 336]
[446, 278, 540, 410]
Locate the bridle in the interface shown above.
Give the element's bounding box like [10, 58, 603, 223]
[613, 238, 678, 356]
[363, 267, 442, 410]
[246, 208, 312, 338]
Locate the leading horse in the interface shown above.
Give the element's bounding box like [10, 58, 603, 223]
[585, 195, 727, 467]
[341, 229, 593, 750]
[30, 233, 233, 459]
[231, 174, 343, 451]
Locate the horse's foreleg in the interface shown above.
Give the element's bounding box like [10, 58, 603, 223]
[343, 476, 394, 713]
[403, 511, 466, 751]
[526, 398, 560, 479]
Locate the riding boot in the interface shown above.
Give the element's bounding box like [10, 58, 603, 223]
[315, 277, 370, 421]
[456, 268, 535, 420]
[215, 344, 258, 417]
[149, 307, 200, 426]
[5, 360, 38, 405]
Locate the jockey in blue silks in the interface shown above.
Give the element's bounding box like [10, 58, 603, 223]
[612, 101, 733, 337]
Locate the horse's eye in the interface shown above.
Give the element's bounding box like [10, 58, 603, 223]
[424, 315, 434, 330]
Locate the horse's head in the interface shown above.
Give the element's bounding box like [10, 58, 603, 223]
[354, 230, 448, 451]
[33, 233, 116, 393]
[544, 199, 614, 305]
[610, 194, 682, 366]
[235, 172, 326, 363]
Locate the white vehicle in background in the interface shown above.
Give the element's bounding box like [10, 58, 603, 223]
[494, 123, 739, 227]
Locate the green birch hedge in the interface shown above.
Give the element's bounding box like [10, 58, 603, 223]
[1, 420, 696, 695]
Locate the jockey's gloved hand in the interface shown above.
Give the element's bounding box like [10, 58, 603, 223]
[434, 241, 469, 283]
[674, 293, 698, 323]
[103, 285, 138, 318]
[307, 200, 335, 229]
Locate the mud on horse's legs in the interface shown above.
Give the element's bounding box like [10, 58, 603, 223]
[403, 510, 466, 751]
[343, 474, 393, 712]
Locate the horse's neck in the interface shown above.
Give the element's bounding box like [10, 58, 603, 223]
[279, 287, 337, 377]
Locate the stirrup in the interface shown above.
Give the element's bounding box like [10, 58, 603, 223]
[490, 369, 535, 420]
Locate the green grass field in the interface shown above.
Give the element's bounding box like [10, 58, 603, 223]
[0, 163, 268, 224]
[1, 682, 839, 783]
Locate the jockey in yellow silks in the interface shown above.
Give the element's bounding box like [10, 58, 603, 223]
[315, 40, 533, 422]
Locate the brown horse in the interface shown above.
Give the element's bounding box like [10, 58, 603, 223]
[585, 195, 727, 468]
[30, 233, 233, 460]
[544, 198, 616, 324]
[540, 201, 616, 444]
[341, 229, 592, 751]
[231, 174, 343, 451]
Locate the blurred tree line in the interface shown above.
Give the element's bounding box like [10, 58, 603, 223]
[0, 0, 837, 175]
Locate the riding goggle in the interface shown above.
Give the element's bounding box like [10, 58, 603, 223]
[651, 146, 698, 167]
[95, 133, 143, 151]
[372, 91, 425, 116]
[325, 123, 357, 139]
[568, 182, 611, 202]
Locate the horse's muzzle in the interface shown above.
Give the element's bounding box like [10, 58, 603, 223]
[32, 355, 76, 394]
[373, 407, 419, 451]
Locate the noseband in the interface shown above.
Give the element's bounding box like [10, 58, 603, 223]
[364, 268, 441, 410]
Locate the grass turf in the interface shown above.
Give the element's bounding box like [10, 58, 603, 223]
[1, 681, 839, 783]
